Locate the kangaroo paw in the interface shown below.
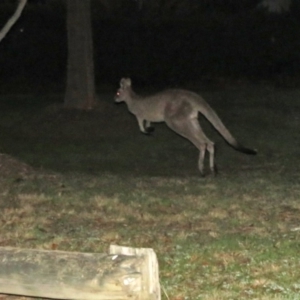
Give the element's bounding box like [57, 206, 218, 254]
[145, 126, 155, 133]
[141, 127, 155, 135]
[141, 129, 153, 136]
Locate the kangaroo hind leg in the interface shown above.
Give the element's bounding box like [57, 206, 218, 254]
[165, 110, 216, 176]
[189, 119, 216, 176]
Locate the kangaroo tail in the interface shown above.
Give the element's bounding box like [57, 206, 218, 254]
[230, 141, 257, 155]
[197, 98, 257, 155]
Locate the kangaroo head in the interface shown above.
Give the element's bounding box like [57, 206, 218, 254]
[115, 78, 132, 103]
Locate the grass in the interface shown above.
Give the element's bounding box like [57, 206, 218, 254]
[1, 84, 300, 299]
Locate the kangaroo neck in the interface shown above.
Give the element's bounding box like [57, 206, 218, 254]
[126, 89, 140, 107]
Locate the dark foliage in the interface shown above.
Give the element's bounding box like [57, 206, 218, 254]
[0, 1, 299, 92]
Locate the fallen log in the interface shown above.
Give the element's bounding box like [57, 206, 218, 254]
[0, 245, 160, 300]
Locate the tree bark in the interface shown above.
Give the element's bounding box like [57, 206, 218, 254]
[64, 0, 96, 110]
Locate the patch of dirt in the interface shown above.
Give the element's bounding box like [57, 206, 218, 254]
[0, 153, 36, 178]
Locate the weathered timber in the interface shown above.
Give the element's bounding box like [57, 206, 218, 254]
[0, 245, 161, 300]
[110, 245, 161, 300]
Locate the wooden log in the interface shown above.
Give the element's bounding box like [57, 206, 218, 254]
[110, 245, 161, 300]
[0, 245, 161, 300]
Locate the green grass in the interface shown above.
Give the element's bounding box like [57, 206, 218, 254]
[1, 85, 300, 299]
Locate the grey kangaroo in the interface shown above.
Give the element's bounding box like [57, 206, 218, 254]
[115, 78, 257, 175]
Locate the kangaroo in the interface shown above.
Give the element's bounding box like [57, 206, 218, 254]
[115, 78, 257, 175]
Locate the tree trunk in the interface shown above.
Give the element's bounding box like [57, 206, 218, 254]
[64, 0, 96, 110]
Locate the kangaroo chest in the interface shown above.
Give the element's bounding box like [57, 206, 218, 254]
[129, 101, 166, 122]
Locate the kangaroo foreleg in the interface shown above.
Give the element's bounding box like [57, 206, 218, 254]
[144, 120, 155, 133]
[137, 118, 154, 134]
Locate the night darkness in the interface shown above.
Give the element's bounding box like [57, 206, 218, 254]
[0, 0, 300, 92]
[2, 4, 300, 296]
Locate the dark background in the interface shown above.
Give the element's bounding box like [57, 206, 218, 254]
[0, 0, 300, 93]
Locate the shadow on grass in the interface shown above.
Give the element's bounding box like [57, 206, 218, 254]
[0, 91, 263, 178]
[0, 100, 198, 177]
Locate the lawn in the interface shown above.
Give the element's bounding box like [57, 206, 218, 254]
[1, 84, 300, 299]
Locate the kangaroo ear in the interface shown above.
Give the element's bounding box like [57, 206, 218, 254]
[120, 78, 132, 88]
[126, 78, 132, 86]
[120, 78, 126, 88]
